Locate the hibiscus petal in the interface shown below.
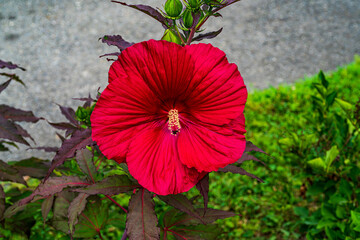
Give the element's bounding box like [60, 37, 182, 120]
[184, 44, 248, 126]
[178, 114, 246, 172]
[126, 126, 206, 195]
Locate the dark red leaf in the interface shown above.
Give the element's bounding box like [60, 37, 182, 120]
[0, 80, 11, 94]
[158, 194, 205, 224]
[245, 141, 266, 154]
[99, 52, 121, 59]
[126, 188, 160, 240]
[10, 157, 51, 178]
[100, 35, 134, 52]
[237, 153, 265, 165]
[15, 123, 35, 143]
[214, 0, 241, 13]
[19, 176, 90, 205]
[57, 104, 79, 126]
[76, 148, 96, 183]
[168, 224, 220, 240]
[0, 60, 25, 71]
[68, 193, 89, 235]
[0, 104, 41, 122]
[73, 175, 138, 195]
[192, 28, 223, 42]
[196, 174, 209, 214]
[218, 165, 264, 182]
[0, 159, 27, 185]
[196, 208, 237, 224]
[41, 195, 54, 224]
[0, 115, 29, 145]
[0, 185, 5, 220]
[73, 94, 95, 108]
[30, 146, 58, 152]
[111, 1, 171, 28]
[48, 121, 79, 132]
[45, 129, 94, 180]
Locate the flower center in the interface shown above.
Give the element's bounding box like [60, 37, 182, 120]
[168, 109, 181, 136]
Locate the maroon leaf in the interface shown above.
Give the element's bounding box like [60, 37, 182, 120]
[0, 159, 27, 185]
[0, 73, 25, 86]
[0, 185, 5, 220]
[111, 1, 171, 28]
[192, 28, 223, 42]
[196, 208, 237, 224]
[41, 195, 54, 224]
[57, 104, 79, 126]
[73, 94, 95, 108]
[0, 60, 25, 71]
[10, 157, 51, 178]
[68, 193, 89, 235]
[30, 146, 58, 152]
[126, 188, 160, 240]
[218, 165, 264, 182]
[245, 141, 266, 154]
[0, 80, 11, 94]
[99, 52, 121, 59]
[214, 0, 241, 13]
[45, 129, 94, 180]
[158, 194, 205, 224]
[100, 35, 134, 52]
[15, 123, 35, 143]
[0, 105, 41, 122]
[237, 153, 265, 165]
[73, 175, 138, 195]
[76, 148, 96, 182]
[0, 115, 29, 145]
[48, 121, 79, 133]
[19, 176, 90, 205]
[167, 224, 220, 240]
[196, 174, 209, 214]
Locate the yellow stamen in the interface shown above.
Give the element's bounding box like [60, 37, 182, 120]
[168, 109, 181, 136]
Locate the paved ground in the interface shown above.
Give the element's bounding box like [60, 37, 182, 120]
[0, 0, 359, 161]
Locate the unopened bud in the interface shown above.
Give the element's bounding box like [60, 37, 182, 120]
[161, 29, 182, 45]
[183, 9, 194, 28]
[165, 0, 183, 18]
[188, 0, 200, 9]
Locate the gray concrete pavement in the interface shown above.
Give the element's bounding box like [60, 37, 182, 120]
[0, 0, 359, 160]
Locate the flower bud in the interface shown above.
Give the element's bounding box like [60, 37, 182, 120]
[161, 29, 182, 45]
[183, 9, 194, 29]
[165, 0, 183, 18]
[187, 0, 200, 9]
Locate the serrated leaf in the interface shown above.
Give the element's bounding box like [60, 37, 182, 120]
[41, 195, 54, 223]
[244, 141, 266, 154]
[0, 115, 30, 145]
[3, 200, 27, 219]
[0, 60, 25, 71]
[68, 193, 89, 235]
[19, 176, 89, 205]
[73, 175, 138, 195]
[10, 157, 50, 178]
[126, 188, 160, 240]
[0, 73, 25, 86]
[45, 129, 94, 180]
[0, 185, 5, 220]
[100, 35, 134, 52]
[213, 0, 241, 13]
[335, 98, 354, 113]
[48, 121, 79, 132]
[218, 165, 264, 182]
[318, 70, 328, 89]
[196, 174, 209, 214]
[0, 105, 40, 122]
[192, 28, 223, 42]
[30, 146, 58, 152]
[0, 159, 27, 185]
[57, 104, 79, 126]
[158, 194, 204, 224]
[76, 148, 96, 182]
[73, 94, 95, 108]
[112, 1, 170, 28]
[237, 153, 265, 165]
[325, 91, 337, 108]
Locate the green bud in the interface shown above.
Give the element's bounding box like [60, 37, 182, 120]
[161, 29, 182, 45]
[165, 0, 183, 18]
[187, 0, 200, 9]
[183, 9, 193, 29]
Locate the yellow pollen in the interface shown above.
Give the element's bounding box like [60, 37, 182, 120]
[168, 109, 181, 136]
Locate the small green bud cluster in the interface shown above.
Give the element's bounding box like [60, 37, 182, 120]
[164, 0, 183, 18]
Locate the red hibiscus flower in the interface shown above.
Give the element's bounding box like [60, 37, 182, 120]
[91, 40, 247, 195]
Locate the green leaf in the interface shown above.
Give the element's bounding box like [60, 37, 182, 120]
[0, 185, 5, 220]
[307, 157, 326, 171]
[339, 179, 353, 198]
[168, 224, 221, 240]
[324, 146, 339, 172]
[321, 204, 336, 220]
[73, 175, 138, 195]
[351, 211, 360, 225]
[335, 98, 354, 113]
[318, 70, 329, 89]
[76, 148, 96, 182]
[126, 188, 160, 240]
[325, 91, 337, 108]
[335, 205, 347, 219]
[293, 207, 309, 218]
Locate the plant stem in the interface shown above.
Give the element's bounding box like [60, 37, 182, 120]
[186, 27, 196, 45]
[98, 232, 104, 240]
[121, 229, 128, 240]
[105, 195, 128, 213]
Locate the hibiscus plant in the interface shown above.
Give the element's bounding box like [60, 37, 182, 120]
[0, 0, 267, 239]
